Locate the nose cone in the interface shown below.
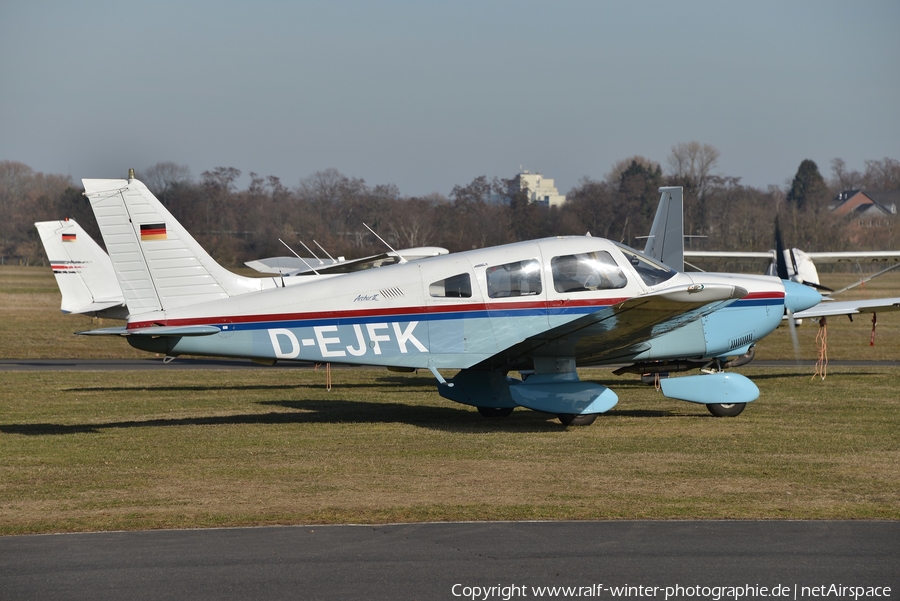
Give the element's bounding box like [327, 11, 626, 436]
[782, 280, 822, 313]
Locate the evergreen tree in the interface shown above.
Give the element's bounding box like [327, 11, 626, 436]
[786, 159, 828, 209]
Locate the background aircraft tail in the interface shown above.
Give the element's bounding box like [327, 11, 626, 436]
[34, 219, 128, 318]
[83, 175, 276, 315]
[643, 187, 684, 271]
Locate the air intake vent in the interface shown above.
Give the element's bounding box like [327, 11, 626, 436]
[729, 332, 754, 350]
[380, 287, 404, 299]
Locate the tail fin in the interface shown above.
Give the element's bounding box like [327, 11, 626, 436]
[643, 187, 684, 271]
[82, 176, 275, 315]
[34, 219, 128, 318]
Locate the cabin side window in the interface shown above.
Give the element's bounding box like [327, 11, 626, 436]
[551, 252, 628, 293]
[486, 259, 542, 298]
[429, 273, 472, 298]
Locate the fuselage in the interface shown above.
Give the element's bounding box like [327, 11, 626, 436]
[123, 236, 789, 370]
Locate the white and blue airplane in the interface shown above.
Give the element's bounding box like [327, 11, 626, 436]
[78, 175, 824, 425]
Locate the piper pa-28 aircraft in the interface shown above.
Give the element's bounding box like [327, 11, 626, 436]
[80, 176, 827, 425]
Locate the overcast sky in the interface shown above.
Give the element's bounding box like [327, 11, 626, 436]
[2, 1, 898, 197]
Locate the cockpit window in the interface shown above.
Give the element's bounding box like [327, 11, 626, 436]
[614, 243, 677, 287]
[486, 259, 542, 298]
[429, 273, 472, 298]
[551, 252, 628, 293]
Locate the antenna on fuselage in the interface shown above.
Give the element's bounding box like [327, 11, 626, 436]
[313, 240, 336, 262]
[295, 239, 327, 267]
[279, 238, 320, 275]
[363, 223, 407, 264]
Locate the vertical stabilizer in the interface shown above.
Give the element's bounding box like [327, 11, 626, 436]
[35, 219, 128, 318]
[643, 187, 684, 271]
[83, 177, 274, 315]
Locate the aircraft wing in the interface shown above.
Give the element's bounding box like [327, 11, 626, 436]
[473, 282, 747, 371]
[246, 247, 449, 276]
[683, 251, 773, 265]
[802, 251, 900, 264]
[684, 250, 900, 266]
[792, 297, 900, 319]
[244, 257, 335, 275]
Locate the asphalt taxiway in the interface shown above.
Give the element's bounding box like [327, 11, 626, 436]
[1, 521, 897, 600]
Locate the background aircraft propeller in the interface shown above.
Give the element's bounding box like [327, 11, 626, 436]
[775, 219, 824, 360]
[775, 218, 833, 293]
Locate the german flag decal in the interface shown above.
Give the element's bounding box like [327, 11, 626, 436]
[140, 223, 167, 241]
[61, 233, 76, 242]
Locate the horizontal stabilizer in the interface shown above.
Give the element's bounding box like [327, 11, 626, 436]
[64, 301, 127, 315]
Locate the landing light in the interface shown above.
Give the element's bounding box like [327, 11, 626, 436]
[687, 284, 705, 293]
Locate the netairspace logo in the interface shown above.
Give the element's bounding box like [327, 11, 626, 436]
[450, 583, 893, 600]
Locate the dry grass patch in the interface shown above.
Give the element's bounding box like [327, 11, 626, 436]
[1, 366, 898, 533]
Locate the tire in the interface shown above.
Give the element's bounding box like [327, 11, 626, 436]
[477, 406, 514, 418]
[706, 403, 746, 417]
[557, 413, 598, 426]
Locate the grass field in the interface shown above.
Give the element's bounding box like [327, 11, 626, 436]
[1, 266, 898, 534]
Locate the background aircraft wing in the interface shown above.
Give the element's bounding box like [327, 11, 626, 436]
[792, 297, 900, 319]
[244, 256, 335, 274]
[473, 283, 747, 371]
[246, 247, 449, 276]
[684, 250, 900, 267]
[803, 251, 900, 264]
[683, 251, 774, 269]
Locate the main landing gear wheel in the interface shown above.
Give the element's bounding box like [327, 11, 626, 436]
[707, 403, 746, 417]
[557, 413, 598, 426]
[477, 406, 514, 418]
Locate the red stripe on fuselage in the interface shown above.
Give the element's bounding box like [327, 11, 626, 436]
[741, 291, 784, 300]
[125, 297, 631, 330]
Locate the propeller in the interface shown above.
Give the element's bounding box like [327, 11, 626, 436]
[774, 219, 790, 280]
[775, 218, 823, 361]
[775, 219, 833, 292]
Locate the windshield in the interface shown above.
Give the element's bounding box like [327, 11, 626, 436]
[614, 243, 677, 287]
[551, 252, 628, 293]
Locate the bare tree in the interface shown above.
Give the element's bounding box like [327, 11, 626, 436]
[140, 162, 192, 205]
[863, 158, 900, 190]
[296, 168, 367, 207]
[829, 158, 863, 191]
[667, 141, 720, 196]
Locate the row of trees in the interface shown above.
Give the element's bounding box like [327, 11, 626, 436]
[2, 148, 899, 267]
